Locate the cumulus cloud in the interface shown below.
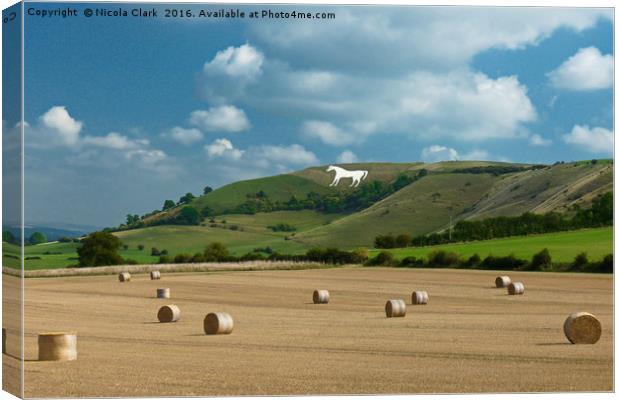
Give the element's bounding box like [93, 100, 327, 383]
[300, 120, 358, 146]
[251, 8, 610, 72]
[200, 44, 264, 103]
[548, 47, 613, 91]
[205, 138, 244, 160]
[529, 134, 552, 146]
[162, 126, 203, 145]
[29, 106, 172, 173]
[39, 106, 83, 146]
[190, 106, 251, 133]
[563, 125, 613, 153]
[336, 150, 358, 163]
[421, 145, 459, 162]
[252, 144, 318, 166]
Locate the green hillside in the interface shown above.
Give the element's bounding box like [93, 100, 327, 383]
[8, 160, 613, 270]
[370, 227, 612, 263]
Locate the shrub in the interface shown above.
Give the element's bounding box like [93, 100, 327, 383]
[137, 244, 145, 251]
[159, 255, 172, 264]
[352, 247, 369, 263]
[427, 250, 459, 267]
[176, 206, 201, 225]
[268, 223, 297, 232]
[374, 234, 396, 249]
[191, 253, 205, 263]
[367, 251, 395, 266]
[151, 247, 161, 256]
[203, 242, 230, 262]
[464, 253, 482, 267]
[174, 254, 192, 263]
[481, 254, 527, 270]
[573, 252, 589, 268]
[161, 249, 168, 255]
[58, 236, 73, 243]
[531, 248, 552, 269]
[399, 256, 424, 268]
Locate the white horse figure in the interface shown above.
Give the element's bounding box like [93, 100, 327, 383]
[326, 165, 369, 187]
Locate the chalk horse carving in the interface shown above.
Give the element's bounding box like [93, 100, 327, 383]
[326, 165, 369, 187]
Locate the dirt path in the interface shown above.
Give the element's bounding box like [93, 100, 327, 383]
[4, 267, 612, 396]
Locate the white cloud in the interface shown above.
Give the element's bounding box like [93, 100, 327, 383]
[82, 132, 145, 150]
[563, 125, 613, 153]
[252, 144, 318, 166]
[163, 126, 203, 145]
[461, 149, 490, 161]
[529, 134, 552, 146]
[300, 120, 358, 146]
[336, 150, 358, 163]
[201, 44, 264, 103]
[39, 106, 83, 146]
[421, 145, 459, 162]
[251, 8, 609, 72]
[204, 44, 264, 80]
[548, 47, 613, 91]
[205, 138, 244, 160]
[190, 106, 251, 132]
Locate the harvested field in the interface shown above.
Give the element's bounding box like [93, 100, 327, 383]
[4, 267, 613, 397]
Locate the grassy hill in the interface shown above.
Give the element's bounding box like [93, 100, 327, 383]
[8, 159, 613, 270]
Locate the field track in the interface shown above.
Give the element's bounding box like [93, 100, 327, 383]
[3, 267, 613, 396]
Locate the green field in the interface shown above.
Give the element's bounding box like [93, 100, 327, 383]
[369, 227, 613, 263]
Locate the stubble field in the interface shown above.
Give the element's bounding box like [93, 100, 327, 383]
[3, 267, 613, 397]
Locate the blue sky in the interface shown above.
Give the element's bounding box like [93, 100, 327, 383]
[10, 4, 614, 227]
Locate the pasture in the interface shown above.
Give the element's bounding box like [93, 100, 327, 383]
[7, 267, 613, 397]
[371, 227, 613, 263]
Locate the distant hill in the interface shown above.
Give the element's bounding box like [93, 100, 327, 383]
[121, 159, 612, 251]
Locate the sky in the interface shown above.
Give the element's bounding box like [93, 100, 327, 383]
[5, 3, 614, 228]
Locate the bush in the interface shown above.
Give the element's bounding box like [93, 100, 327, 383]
[77, 232, 124, 267]
[137, 244, 145, 251]
[268, 223, 297, 232]
[464, 253, 482, 267]
[367, 251, 395, 266]
[352, 247, 369, 263]
[174, 254, 193, 263]
[58, 236, 74, 243]
[573, 252, 588, 268]
[159, 255, 172, 264]
[399, 256, 424, 268]
[374, 234, 396, 249]
[203, 242, 230, 262]
[176, 206, 201, 225]
[427, 250, 459, 267]
[531, 248, 552, 269]
[151, 247, 161, 256]
[161, 249, 168, 255]
[481, 254, 527, 270]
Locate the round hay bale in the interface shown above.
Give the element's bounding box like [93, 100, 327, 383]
[411, 291, 429, 305]
[156, 288, 170, 299]
[313, 289, 330, 304]
[495, 275, 511, 288]
[507, 282, 524, 295]
[157, 305, 180, 323]
[385, 299, 406, 318]
[150, 271, 161, 280]
[118, 272, 131, 282]
[204, 312, 234, 335]
[564, 312, 602, 344]
[38, 332, 77, 361]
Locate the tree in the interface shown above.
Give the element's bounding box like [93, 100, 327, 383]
[3, 230, 15, 244]
[179, 192, 195, 204]
[163, 200, 175, 211]
[29, 232, 47, 245]
[203, 186, 213, 195]
[77, 232, 124, 267]
[201, 206, 214, 218]
[176, 206, 200, 225]
[531, 248, 552, 269]
[126, 214, 140, 225]
[203, 242, 230, 262]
